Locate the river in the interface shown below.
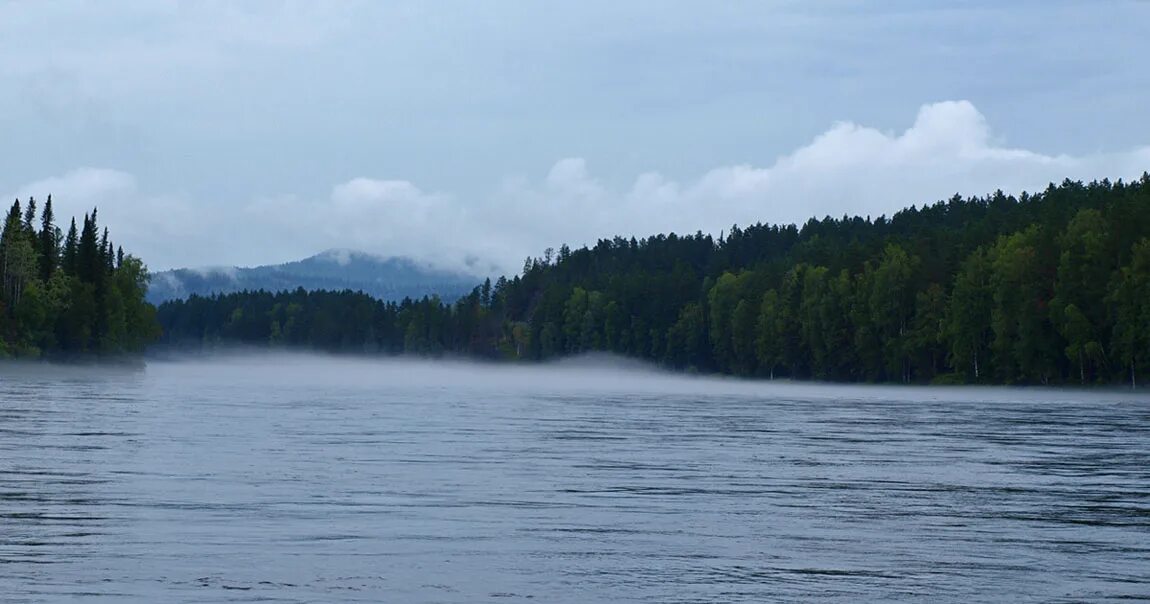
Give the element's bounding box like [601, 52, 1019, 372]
[1, 355, 1148, 602]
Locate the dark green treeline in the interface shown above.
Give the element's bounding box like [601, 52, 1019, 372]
[156, 175, 1150, 386]
[0, 197, 159, 358]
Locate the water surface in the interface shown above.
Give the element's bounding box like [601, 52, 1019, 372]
[2, 355, 1148, 602]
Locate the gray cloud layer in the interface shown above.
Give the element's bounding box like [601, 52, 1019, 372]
[2, 3, 1148, 273]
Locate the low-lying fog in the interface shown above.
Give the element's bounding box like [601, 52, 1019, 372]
[7, 351, 1143, 406]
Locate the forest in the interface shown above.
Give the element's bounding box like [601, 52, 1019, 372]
[0, 197, 159, 358]
[156, 175, 1150, 386]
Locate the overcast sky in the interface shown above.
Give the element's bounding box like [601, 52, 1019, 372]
[3, 1, 1149, 274]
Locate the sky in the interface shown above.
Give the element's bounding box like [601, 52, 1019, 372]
[2, 0, 1149, 275]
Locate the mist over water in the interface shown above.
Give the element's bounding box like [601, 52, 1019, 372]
[2, 355, 1148, 603]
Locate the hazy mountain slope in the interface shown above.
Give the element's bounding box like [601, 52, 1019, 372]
[147, 249, 478, 304]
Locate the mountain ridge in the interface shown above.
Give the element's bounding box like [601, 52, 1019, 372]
[147, 249, 479, 304]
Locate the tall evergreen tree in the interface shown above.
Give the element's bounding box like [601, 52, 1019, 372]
[22, 197, 36, 234]
[78, 210, 100, 284]
[0, 200, 39, 311]
[38, 195, 58, 281]
[101, 228, 114, 273]
[62, 218, 79, 276]
[0, 199, 159, 358]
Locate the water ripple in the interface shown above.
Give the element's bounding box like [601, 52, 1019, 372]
[1, 359, 1148, 603]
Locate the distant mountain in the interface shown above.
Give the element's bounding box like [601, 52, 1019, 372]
[147, 250, 479, 304]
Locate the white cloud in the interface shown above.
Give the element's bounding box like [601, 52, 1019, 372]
[7, 101, 1150, 277]
[13, 167, 136, 206]
[9, 168, 206, 267]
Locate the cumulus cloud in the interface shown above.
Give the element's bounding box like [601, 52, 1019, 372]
[7, 101, 1150, 276]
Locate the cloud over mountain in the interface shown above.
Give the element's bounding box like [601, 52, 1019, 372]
[10, 101, 1150, 276]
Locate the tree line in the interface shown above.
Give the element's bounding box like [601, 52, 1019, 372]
[0, 197, 159, 358]
[156, 175, 1150, 386]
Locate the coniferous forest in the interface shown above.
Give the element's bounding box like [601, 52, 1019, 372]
[0, 197, 159, 358]
[156, 175, 1150, 386]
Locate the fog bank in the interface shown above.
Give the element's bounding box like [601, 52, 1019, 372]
[130, 352, 1150, 406]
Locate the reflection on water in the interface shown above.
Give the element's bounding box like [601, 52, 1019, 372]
[1, 355, 1148, 603]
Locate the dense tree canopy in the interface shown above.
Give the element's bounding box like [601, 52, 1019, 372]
[157, 175, 1150, 386]
[0, 197, 159, 358]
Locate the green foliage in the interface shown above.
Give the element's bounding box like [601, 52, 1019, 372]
[907, 283, 947, 379]
[987, 227, 1059, 383]
[755, 289, 785, 379]
[867, 244, 919, 381]
[1109, 238, 1150, 387]
[0, 199, 159, 358]
[156, 175, 1150, 385]
[665, 302, 706, 370]
[946, 248, 992, 380]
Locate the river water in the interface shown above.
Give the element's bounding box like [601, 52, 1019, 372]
[1, 355, 1148, 603]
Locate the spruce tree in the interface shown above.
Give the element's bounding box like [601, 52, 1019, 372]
[38, 195, 58, 281]
[78, 210, 100, 284]
[101, 228, 113, 273]
[3, 200, 21, 237]
[22, 197, 36, 234]
[63, 218, 79, 276]
[0, 197, 158, 357]
[0, 200, 36, 309]
[1, 201, 22, 300]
